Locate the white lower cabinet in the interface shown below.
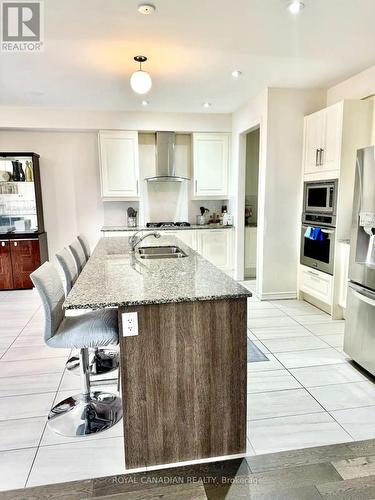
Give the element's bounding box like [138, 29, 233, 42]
[299, 265, 333, 305]
[171, 230, 197, 250]
[196, 229, 234, 274]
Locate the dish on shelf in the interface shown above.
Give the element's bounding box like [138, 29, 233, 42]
[0, 170, 10, 181]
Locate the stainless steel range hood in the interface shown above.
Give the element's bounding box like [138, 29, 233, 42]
[145, 132, 190, 182]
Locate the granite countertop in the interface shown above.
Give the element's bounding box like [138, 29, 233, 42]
[101, 224, 234, 232]
[64, 235, 251, 309]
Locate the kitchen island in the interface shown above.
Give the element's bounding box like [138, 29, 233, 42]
[65, 235, 250, 469]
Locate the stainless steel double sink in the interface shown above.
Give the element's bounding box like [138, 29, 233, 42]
[137, 245, 187, 260]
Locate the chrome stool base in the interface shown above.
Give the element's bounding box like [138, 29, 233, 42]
[47, 391, 122, 437]
[66, 349, 119, 375]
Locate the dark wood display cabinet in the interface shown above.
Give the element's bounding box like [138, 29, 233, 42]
[0, 152, 48, 290]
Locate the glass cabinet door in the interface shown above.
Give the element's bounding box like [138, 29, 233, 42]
[0, 156, 38, 233]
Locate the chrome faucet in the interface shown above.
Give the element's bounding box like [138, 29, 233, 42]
[128, 231, 161, 253]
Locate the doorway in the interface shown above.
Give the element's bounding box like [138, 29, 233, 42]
[243, 127, 260, 292]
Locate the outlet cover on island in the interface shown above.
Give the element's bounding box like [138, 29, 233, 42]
[122, 312, 139, 336]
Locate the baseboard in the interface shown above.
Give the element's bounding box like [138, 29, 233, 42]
[259, 291, 298, 300]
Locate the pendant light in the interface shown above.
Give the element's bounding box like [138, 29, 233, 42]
[130, 56, 152, 94]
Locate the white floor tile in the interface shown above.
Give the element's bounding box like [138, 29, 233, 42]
[331, 406, 375, 440]
[309, 381, 375, 411]
[0, 392, 55, 421]
[272, 300, 324, 316]
[1, 346, 70, 362]
[0, 448, 37, 491]
[261, 336, 328, 353]
[248, 316, 299, 329]
[295, 314, 335, 325]
[247, 353, 285, 373]
[248, 308, 287, 319]
[319, 334, 345, 348]
[248, 412, 353, 455]
[247, 301, 276, 310]
[12, 335, 46, 348]
[250, 325, 313, 340]
[274, 348, 346, 369]
[252, 340, 270, 353]
[248, 388, 323, 420]
[0, 417, 46, 451]
[305, 322, 346, 335]
[27, 437, 125, 487]
[0, 373, 62, 398]
[40, 419, 123, 447]
[0, 336, 16, 350]
[0, 357, 67, 377]
[290, 363, 368, 388]
[248, 369, 301, 393]
[246, 439, 256, 456]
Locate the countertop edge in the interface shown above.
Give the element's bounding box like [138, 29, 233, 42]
[64, 292, 251, 310]
[101, 225, 234, 232]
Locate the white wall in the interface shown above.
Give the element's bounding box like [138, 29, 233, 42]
[0, 130, 102, 261]
[262, 88, 326, 298]
[232, 88, 326, 299]
[327, 64, 375, 144]
[0, 107, 231, 132]
[231, 89, 268, 294]
[327, 65, 375, 104]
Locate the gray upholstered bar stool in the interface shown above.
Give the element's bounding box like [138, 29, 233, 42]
[56, 247, 78, 296]
[77, 234, 91, 261]
[56, 247, 119, 375]
[69, 237, 87, 274]
[31, 261, 122, 436]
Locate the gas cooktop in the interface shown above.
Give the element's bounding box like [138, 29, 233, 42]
[146, 222, 191, 228]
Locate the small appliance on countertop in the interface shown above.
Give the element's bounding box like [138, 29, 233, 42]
[127, 207, 138, 227]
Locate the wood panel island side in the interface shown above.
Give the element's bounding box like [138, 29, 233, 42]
[64, 235, 251, 470]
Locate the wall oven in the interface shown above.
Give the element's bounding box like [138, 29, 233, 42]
[303, 179, 338, 215]
[300, 214, 336, 275]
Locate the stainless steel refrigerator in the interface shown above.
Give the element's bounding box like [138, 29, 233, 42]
[344, 146, 375, 375]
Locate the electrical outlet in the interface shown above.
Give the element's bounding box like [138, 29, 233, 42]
[122, 312, 139, 337]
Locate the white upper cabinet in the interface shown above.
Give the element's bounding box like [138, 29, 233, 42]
[303, 103, 343, 178]
[192, 133, 230, 198]
[99, 131, 140, 200]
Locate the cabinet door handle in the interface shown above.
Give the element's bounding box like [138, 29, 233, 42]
[195, 179, 198, 193]
[136, 180, 139, 195]
[319, 148, 324, 166]
[307, 270, 320, 277]
[315, 149, 319, 166]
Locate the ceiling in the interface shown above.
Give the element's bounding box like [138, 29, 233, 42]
[1, 0, 375, 113]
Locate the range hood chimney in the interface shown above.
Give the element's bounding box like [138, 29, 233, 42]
[145, 132, 190, 182]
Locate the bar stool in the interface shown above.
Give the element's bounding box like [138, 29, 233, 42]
[69, 237, 87, 274]
[56, 247, 78, 296]
[56, 248, 119, 375]
[31, 262, 122, 436]
[77, 234, 91, 261]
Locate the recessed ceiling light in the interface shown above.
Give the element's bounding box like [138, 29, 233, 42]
[141, 100, 149, 106]
[287, 1, 304, 14]
[231, 70, 242, 78]
[138, 3, 156, 15]
[202, 102, 212, 108]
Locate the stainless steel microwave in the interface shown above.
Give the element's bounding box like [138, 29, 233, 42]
[303, 180, 338, 215]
